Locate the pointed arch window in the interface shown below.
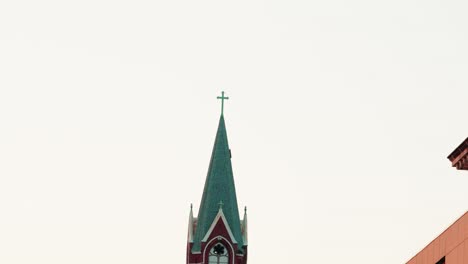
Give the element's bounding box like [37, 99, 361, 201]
[208, 243, 229, 264]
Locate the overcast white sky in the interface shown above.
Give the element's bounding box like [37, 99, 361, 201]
[1, 1, 467, 263]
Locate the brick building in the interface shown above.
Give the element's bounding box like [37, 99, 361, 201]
[407, 138, 468, 264]
[406, 212, 468, 264]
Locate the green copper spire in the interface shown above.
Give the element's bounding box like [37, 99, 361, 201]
[217, 91, 229, 115]
[192, 114, 244, 253]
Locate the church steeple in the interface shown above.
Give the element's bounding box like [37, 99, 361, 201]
[191, 114, 244, 252]
[186, 93, 248, 264]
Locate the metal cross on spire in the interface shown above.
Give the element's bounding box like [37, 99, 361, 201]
[217, 91, 229, 115]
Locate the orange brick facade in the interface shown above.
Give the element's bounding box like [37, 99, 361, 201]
[407, 212, 468, 264]
[407, 138, 467, 264]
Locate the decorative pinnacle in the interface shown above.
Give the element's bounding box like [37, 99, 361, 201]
[190, 203, 193, 210]
[218, 200, 224, 209]
[244, 206, 247, 213]
[217, 91, 229, 115]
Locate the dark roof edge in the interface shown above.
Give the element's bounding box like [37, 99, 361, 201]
[447, 137, 468, 160]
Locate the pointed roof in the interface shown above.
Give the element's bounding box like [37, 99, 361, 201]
[242, 206, 248, 246]
[187, 204, 194, 243]
[192, 114, 244, 252]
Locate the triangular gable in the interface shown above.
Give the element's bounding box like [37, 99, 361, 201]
[202, 208, 238, 244]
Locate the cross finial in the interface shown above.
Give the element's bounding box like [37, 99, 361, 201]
[218, 200, 224, 209]
[217, 91, 229, 115]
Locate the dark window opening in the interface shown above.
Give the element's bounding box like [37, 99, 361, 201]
[436, 256, 445, 264]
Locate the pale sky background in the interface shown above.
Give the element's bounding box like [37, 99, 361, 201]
[0, 1, 467, 264]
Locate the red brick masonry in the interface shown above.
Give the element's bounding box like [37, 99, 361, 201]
[407, 212, 468, 264]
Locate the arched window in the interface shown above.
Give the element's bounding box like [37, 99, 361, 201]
[208, 243, 229, 264]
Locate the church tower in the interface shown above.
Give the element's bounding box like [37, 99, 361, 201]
[186, 92, 248, 264]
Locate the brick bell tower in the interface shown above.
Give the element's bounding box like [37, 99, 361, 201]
[186, 92, 248, 264]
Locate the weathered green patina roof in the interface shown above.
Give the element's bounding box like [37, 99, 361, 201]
[192, 114, 244, 252]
